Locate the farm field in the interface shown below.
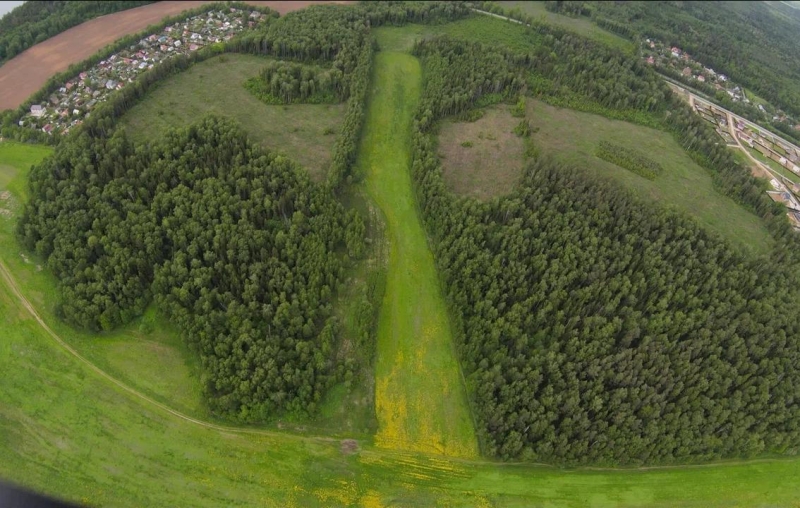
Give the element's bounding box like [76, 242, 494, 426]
[357, 51, 479, 458]
[0, 0, 351, 111]
[498, 0, 634, 52]
[437, 105, 524, 200]
[118, 54, 344, 180]
[526, 99, 774, 255]
[4, 142, 800, 508]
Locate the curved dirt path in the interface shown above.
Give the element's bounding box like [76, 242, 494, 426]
[0, 258, 339, 445]
[0, 0, 351, 111]
[4, 255, 796, 473]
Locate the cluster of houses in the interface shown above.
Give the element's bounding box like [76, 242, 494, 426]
[19, 8, 269, 136]
[685, 91, 800, 230]
[642, 38, 800, 130]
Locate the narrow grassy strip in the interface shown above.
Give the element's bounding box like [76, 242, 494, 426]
[357, 52, 479, 458]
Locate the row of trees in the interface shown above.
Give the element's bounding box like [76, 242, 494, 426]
[595, 141, 663, 180]
[18, 116, 362, 420]
[409, 35, 800, 464]
[0, 1, 154, 64]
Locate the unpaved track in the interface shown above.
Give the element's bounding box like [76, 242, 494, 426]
[0, 0, 350, 111]
[0, 256, 795, 471]
[0, 258, 334, 444]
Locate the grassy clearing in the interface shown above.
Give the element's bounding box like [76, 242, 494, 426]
[374, 15, 534, 53]
[357, 51, 478, 458]
[527, 99, 773, 255]
[118, 54, 344, 181]
[437, 105, 524, 199]
[498, 1, 634, 53]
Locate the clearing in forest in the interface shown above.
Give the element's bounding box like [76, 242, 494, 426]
[358, 51, 478, 458]
[118, 54, 344, 181]
[498, 1, 634, 52]
[527, 99, 773, 255]
[437, 105, 524, 200]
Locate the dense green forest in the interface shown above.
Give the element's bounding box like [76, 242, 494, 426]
[543, 0, 800, 121]
[12, 1, 472, 421]
[17, 117, 362, 419]
[410, 34, 800, 464]
[0, 1, 154, 63]
[15, 0, 800, 464]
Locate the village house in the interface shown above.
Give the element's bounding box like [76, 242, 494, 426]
[646, 55, 655, 65]
[18, 8, 266, 136]
[682, 66, 692, 77]
[697, 75, 705, 83]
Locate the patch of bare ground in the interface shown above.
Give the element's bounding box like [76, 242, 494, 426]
[437, 105, 524, 200]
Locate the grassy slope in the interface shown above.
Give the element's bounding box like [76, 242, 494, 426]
[0, 141, 208, 419]
[3, 145, 800, 507]
[528, 99, 773, 255]
[357, 51, 478, 458]
[117, 54, 344, 181]
[498, 0, 634, 53]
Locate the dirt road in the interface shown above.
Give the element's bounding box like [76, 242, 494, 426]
[0, 0, 350, 111]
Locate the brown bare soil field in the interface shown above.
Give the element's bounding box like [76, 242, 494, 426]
[438, 105, 524, 200]
[0, 0, 350, 111]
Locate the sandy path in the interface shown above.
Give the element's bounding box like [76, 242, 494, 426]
[0, 0, 350, 111]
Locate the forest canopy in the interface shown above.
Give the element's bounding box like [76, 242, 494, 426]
[17, 116, 363, 420]
[410, 35, 800, 464]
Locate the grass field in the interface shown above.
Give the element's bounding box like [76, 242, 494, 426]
[374, 15, 536, 53]
[4, 224, 800, 507]
[498, 0, 635, 53]
[356, 51, 478, 458]
[437, 105, 524, 199]
[527, 99, 773, 255]
[4, 82, 800, 508]
[118, 54, 344, 181]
